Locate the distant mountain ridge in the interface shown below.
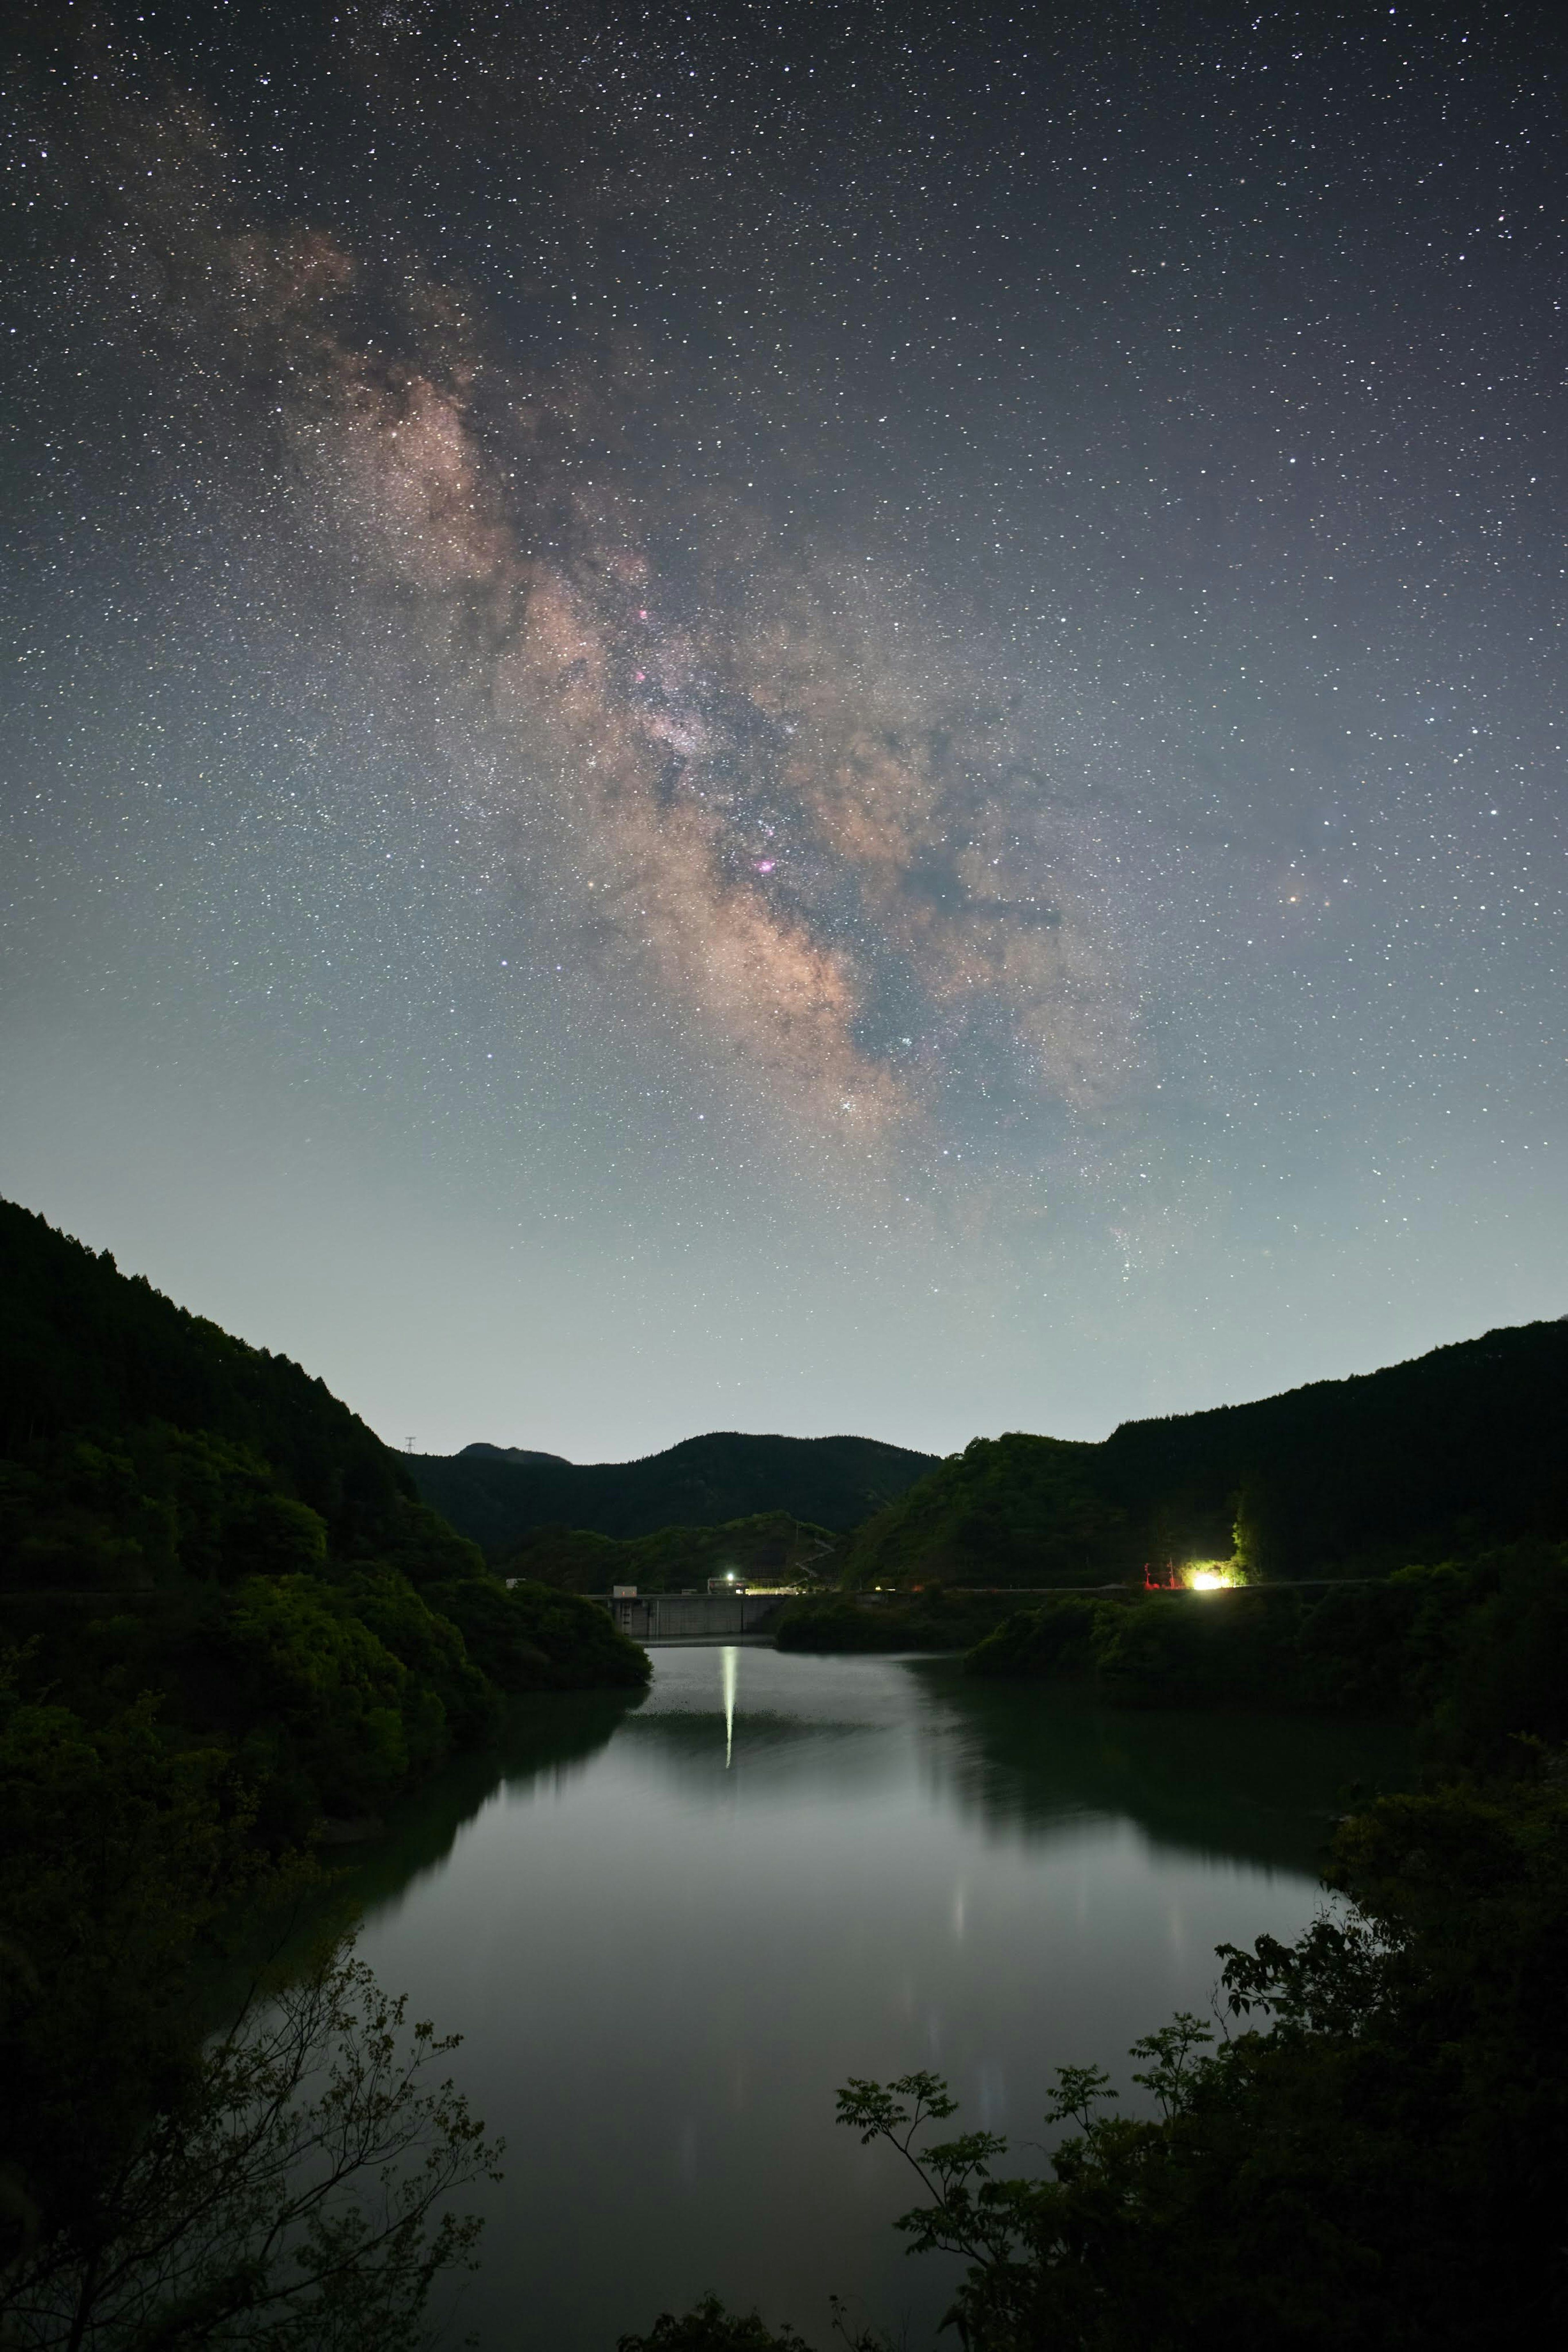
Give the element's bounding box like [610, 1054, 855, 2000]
[460, 1444, 571, 1466]
[409, 1429, 940, 1553]
[498, 1511, 837, 1594]
[840, 1317, 1568, 1589]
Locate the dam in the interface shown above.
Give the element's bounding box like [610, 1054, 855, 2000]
[592, 1589, 789, 1644]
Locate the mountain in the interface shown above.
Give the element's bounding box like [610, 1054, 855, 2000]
[841, 1432, 1123, 1590]
[1, 1201, 407, 1559]
[841, 1317, 1568, 1589]
[461, 1444, 571, 1465]
[498, 1510, 839, 1593]
[0, 1197, 648, 1833]
[408, 1429, 940, 1553]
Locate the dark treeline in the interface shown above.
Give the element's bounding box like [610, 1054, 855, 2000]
[633, 1574, 1568, 2351]
[839, 1318, 1568, 1590]
[499, 1509, 839, 1593]
[8, 1197, 1568, 2348]
[625, 1340, 1568, 2350]
[0, 1199, 648, 1835]
[416, 1312, 1568, 1608]
[966, 1545, 1568, 1758]
[0, 1199, 650, 2349]
[773, 1588, 1026, 1653]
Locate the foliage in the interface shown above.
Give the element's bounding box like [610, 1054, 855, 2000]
[499, 1512, 838, 1596]
[409, 1433, 938, 1555]
[1096, 1316, 1568, 1578]
[424, 1577, 651, 1691]
[0, 1199, 632, 2350]
[961, 1594, 1111, 1678]
[0, 1639, 499, 2352]
[0, 1665, 265, 2280]
[839, 1434, 1128, 1592]
[363, 1500, 489, 1591]
[834, 1528, 1568, 2344]
[616, 2292, 816, 2352]
[2, 1940, 499, 2352]
[0, 1199, 648, 1837]
[1086, 1588, 1304, 1709]
[837, 1318, 1568, 1591]
[339, 1573, 495, 1747]
[772, 1598, 912, 1652]
[223, 1575, 471, 1821]
[488, 1524, 626, 1592]
[963, 1545, 1568, 1766]
[837, 1771, 1568, 2348]
[0, 1202, 408, 1558]
[773, 1590, 1025, 1653]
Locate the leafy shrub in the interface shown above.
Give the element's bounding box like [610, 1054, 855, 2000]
[965, 1594, 1111, 1678]
[841, 1431, 1131, 1590]
[223, 1576, 416, 1815]
[775, 1590, 1021, 1653]
[774, 1598, 909, 1652]
[428, 1576, 651, 1691]
[343, 1569, 496, 1750]
[617, 2293, 815, 2352]
[960, 1545, 1568, 1766]
[839, 1773, 1568, 2349]
[1088, 1588, 1305, 1708]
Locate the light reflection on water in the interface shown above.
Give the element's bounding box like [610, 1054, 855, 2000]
[345, 1646, 1407, 2352]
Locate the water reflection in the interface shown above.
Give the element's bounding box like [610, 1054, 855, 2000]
[605, 1646, 1407, 1877]
[912, 1663, 1409, 1876]
[341, 1647, 1408, 2352]
[322, 1687, 646, 1923]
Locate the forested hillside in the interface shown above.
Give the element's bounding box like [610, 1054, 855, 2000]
[411, 1429, 938, 1553]
[499, 1509, 838, 1593]
[840, 1318, 1568, 1589]
[0, 1198, 648, 1837]
[841, 1432, 1126, 1589]
[0, 1197, 657, 2339]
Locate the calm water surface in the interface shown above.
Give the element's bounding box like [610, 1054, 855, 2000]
[341, 1647, 1408, 2351]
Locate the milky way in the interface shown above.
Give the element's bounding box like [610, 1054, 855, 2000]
[2, 4, 1564, 1453]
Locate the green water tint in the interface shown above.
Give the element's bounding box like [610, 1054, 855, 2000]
[326, 1650, 1408, 2352]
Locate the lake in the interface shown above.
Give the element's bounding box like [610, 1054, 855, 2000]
[339, 1645, 1409, 2351]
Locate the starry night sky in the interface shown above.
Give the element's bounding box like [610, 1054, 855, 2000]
[2, 1, 1564, 1458]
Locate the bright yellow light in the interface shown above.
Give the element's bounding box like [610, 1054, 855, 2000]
[1189, 1569, 1225, 1592]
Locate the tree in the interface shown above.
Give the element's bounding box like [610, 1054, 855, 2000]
[1, 1942, 500, 2352]
[0, 1656, 499, 2352]
[616, 2293, 816, 2352]
[616, 2289, 888, 2352]
[835, 1773, 1568, 2349]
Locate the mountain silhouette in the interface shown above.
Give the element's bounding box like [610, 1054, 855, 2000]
[410, 1430, 939, 1552]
